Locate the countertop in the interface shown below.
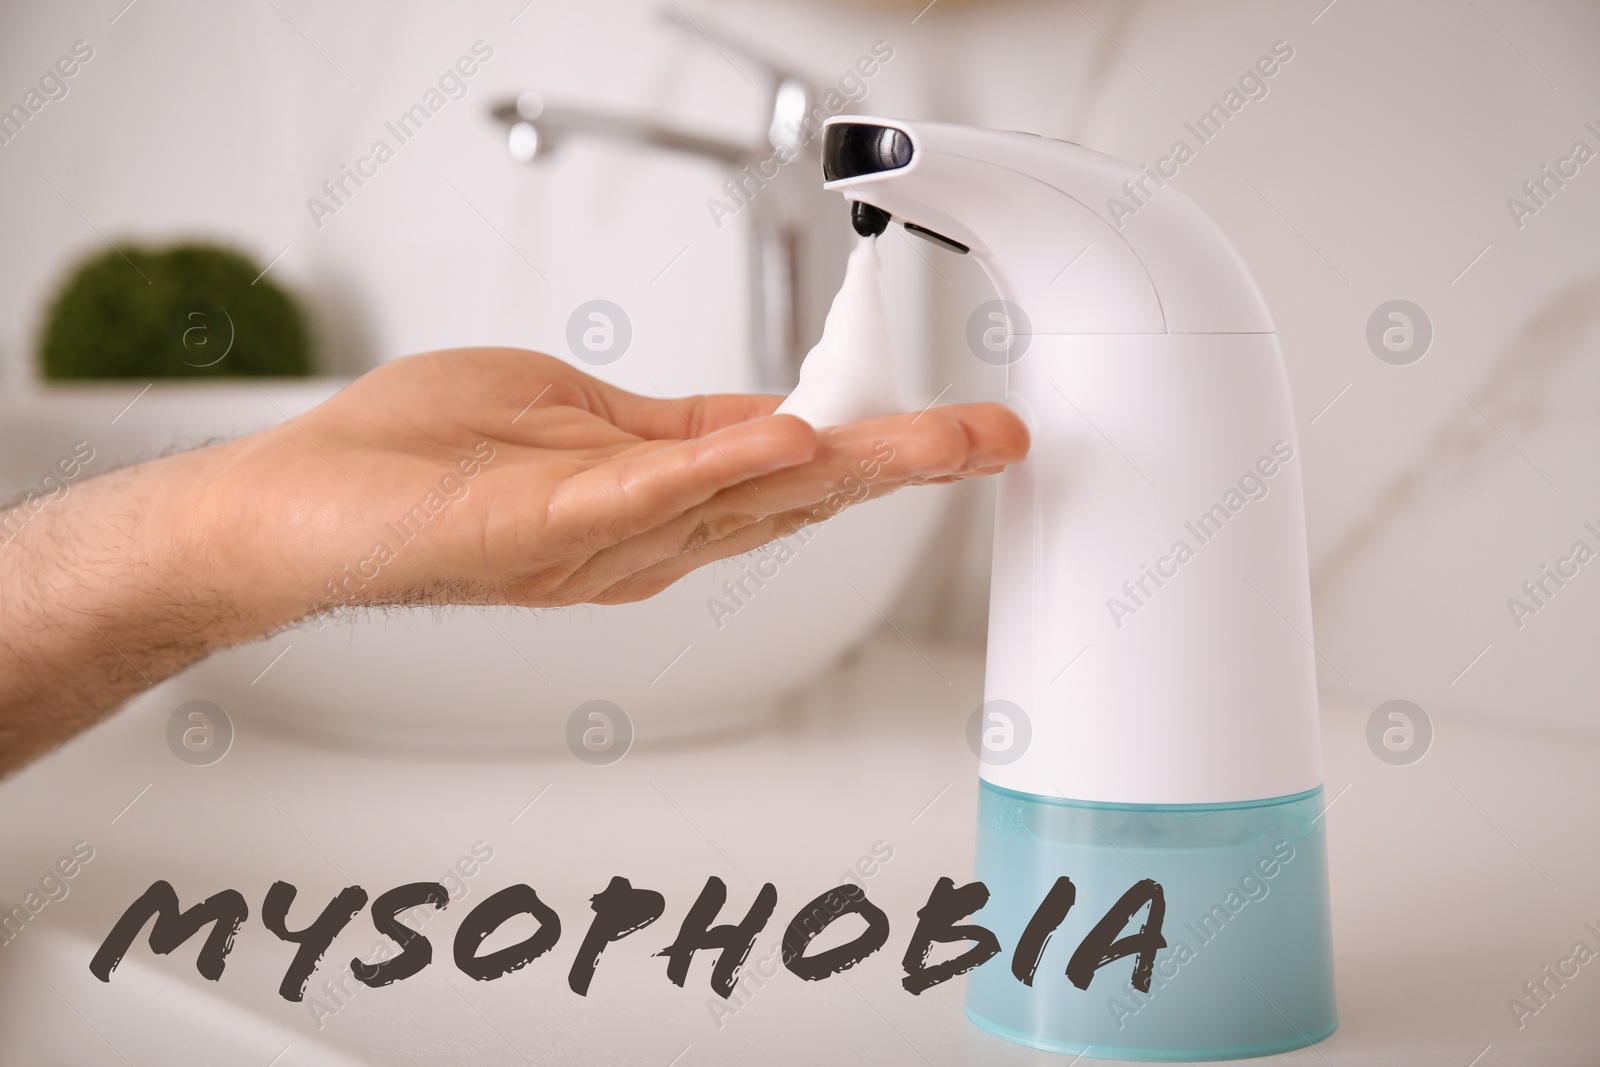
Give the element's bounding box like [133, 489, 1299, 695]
[1, 631, 1596, 1065]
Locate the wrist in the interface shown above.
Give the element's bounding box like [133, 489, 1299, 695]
[153, 432, 321, 637]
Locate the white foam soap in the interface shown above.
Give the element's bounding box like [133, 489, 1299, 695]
[775, 235, 906, 428]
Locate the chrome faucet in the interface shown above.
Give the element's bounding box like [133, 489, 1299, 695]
[489, 7, 851, 391]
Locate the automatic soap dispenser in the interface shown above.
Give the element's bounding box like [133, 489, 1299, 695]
[819, 117, 1336, 1060]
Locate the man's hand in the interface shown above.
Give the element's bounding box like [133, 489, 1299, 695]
[0, 347, 1028, 775]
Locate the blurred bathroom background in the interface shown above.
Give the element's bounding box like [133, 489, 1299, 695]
[1, 0, 1598, 739]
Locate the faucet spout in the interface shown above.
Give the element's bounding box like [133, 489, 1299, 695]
[490, 96, 753, 166]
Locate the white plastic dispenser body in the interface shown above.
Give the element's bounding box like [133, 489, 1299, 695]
[820, 117, 1335, 1059]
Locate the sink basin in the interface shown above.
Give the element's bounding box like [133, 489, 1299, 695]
[0, 926, 372, 1067]
[0, 383, 946, 749]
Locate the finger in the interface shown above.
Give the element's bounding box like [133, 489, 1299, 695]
[589, 383, 787, 441]
[496, 392, 783, 453]
[491, 403, 648, 454]
[546, 401, 1026, 591]
[587, 474, 927, 604]
[923, 465, 1007, 485]
[540, 414, 818, 552]
[685, 401, 1028, 514]
[382, 349, 780, 447]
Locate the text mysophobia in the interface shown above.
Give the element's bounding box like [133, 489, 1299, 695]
[90, 871, 1166, 1004]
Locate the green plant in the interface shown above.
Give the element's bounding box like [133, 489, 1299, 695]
[39, 242, 313, 379]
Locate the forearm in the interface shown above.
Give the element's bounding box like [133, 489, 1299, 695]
[0, 444, 291, 776]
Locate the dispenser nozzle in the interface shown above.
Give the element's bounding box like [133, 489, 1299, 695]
[850, 201, 891, 238]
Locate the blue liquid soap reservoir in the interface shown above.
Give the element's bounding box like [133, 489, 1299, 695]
[819, 117, 1337, 1059]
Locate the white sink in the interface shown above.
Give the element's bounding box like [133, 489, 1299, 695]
[0, 383, 948, 750]
[0, 927, 372, 1067]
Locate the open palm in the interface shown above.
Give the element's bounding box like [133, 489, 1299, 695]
[212, 347, 1029, 619]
